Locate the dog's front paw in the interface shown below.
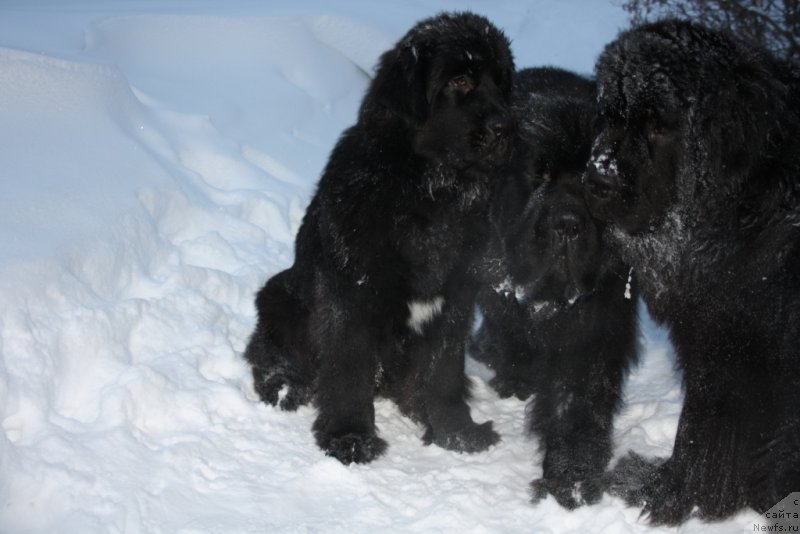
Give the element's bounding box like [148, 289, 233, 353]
[640, 462, 695, 525]
[489, 374, 533, 400]
[607, 452, 692, 525]
[605, 451, 660, 505]
[424, 420, 500, 453]
[530, 475, 603, 509]
[318, 432, 388, 465]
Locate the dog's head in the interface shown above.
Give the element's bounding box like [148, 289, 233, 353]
[366, 12, 516, 170]
[495, 75, 607, 309]
[505, 171, 604, 309]
[584, 19, 788, 235]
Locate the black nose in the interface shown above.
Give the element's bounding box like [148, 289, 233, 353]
[553, 208, 585, 239]
[486, 116, 514, 141]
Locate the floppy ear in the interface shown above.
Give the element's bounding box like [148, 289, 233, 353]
[692, 54, 788, 193]
[366, 39, 430, 124]
[489, 143, 539, 236]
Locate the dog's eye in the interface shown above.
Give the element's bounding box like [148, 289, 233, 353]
[646, 111, 677, 139]
[448, 75, 473, 91]
[645, 121, 670, 146]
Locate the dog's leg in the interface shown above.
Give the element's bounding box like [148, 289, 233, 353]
[245, 269, 314, 410]
[530, 288, 638, 509]
[309, 287, 387, 465]
[529, 380, 616, 509]
[611, 400, 744, 525]
[414, 293, 500, 453]
[609, 329, 761, 525]
[471, 289, 538, 400]
[311, 329, 388, 464]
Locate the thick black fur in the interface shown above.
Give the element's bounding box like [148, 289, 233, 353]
[244, 12, 516, 464]
[585, 20, 800, 524]
[471, 67, 639, 509]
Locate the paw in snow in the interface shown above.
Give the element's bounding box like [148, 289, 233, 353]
[423, 420, 500, 453]
[530, 475, 603, 510]
[320, 432, 388, 465]
[606, 452, 695, 525]
[253, 368, 311, 411]
[488, 374, 534, 400]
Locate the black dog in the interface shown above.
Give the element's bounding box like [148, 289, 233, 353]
[585, 20, 800, 524]
[244, 12, 516, 464]
[471, 67, 639, 509]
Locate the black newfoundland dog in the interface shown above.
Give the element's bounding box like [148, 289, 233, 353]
[471, 67, 639, 508]
[585, 20, 800, 524]
[244, 12, 516, 464]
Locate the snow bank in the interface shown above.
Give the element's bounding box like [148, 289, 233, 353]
[0, 1, 758, 532]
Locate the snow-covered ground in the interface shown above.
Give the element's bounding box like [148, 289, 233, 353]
[0, 1, 760, 532]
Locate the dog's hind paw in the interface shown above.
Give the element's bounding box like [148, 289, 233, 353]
[253, 371, 283, 406]
[252, 368, 310, 411]
[530, 476, 603, 510]
[278, 382, 311, 411]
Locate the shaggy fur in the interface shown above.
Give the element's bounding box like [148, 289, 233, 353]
[471, 67, 639, 508]
[585, 20, 800, 524]
[244, 12, 516, 464]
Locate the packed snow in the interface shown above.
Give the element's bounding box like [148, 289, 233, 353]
[0, 1, 761, 532]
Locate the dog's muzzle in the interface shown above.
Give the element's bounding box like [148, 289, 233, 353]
[480, 114, 515, 162]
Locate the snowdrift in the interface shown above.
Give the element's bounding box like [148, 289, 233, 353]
[0, 1, 757, 532]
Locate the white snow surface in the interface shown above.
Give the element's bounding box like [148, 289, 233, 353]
[0, 1, 758, 532]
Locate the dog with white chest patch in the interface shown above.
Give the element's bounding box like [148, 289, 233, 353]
[243, 12, 515, 464]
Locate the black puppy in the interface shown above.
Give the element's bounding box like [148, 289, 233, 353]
[244, 12, 516, 464]
[471, 67, 639, 508]
[585, 20, 800, 524]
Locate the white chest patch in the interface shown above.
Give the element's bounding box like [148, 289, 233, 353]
[406, 296, 445, 334]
